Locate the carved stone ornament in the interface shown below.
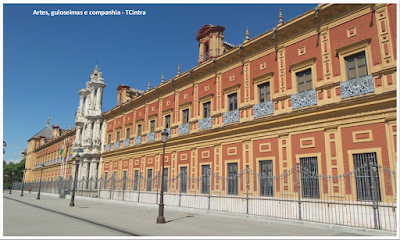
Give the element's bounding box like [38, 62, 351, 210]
[291, 89, 317, 110]
[340, 75, 374, 99]
[199, 117, 212, 130]
[92, 138, 101, 146]
[253, 101, 274, 118]
[223, 109, 240, 125]
[178, 122, 190, 135]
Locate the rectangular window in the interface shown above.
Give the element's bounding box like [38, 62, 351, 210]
[346, 52, 367, 80]
[108, 134, 111, 144]
[203, 101, 211, 118]
[134, 170, 139, 191]
[204, 42, 209, 61]
[227, 163, 238, 195]
[180, 166, 187, 193]
[201, 165, 210, 194]
[126, 128, 130, 139]
[163, 168, 169, 192]
[116, 132, 120, 142]
[182, 109, 189, 124]
[147, 169, 153, 191]
[113, 171, 117, 190]
[137, 124, 142, 136]
[258, 82, 271, 103]
[260, 160, 273, 196]
[297, 69, 312, 93]
[165, 115, 171, 128]
[122, 171, 127, 190]
[150, 120, 155, 132]
[301, 157, 319, 199]
[228, 93, 238, 111]
[353, 152, 381, 201]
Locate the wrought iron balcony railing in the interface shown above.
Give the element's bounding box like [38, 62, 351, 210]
[223, 110, 240, 125]
[253, 101, 274, 118]
[113, 142, 120, 150]
[123, 139, 130, 147]
[147, 132, 155, 142]
[178, 123, 190, 135]
[134, 136, 142, 145]
[291, 89, 317, 110]
[340, 75, 374, 99]
[199, 117, 212, 130]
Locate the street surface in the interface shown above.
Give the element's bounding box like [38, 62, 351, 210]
[3, 190, 396, 237]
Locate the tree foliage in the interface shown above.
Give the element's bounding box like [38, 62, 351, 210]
[3, 158, 26, 188]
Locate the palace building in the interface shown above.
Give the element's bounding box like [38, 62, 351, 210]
[21, 3, 397, 231]
[25, 65, 107, 188]
[100, 3, 396, 202]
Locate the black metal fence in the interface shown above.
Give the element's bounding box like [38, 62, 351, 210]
[13, 162, 397, 231]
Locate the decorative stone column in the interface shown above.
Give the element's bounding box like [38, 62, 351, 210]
[78, 95, 84, 115]
[75, 126, 82, 146]
[91, 158, 99, 189]
[96, 88, 101, 110]
[83, 158, 90, 189]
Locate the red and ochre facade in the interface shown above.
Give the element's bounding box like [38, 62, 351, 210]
[101, 4, 396, 200]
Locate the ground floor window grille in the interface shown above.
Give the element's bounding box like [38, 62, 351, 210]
[260, 160, 273, 196]
[134, 170, 139, 191]
[227, 162, 238, 195]
[163, 168, 168, 192]
[122, 171, 127, 191]
[353, 152, 381, 201]
[112, 172, 117, 190]
[202, 165, 210, 194]
[147, 169, 152, 191]
[301, 157, 319, 199]
[180, 167, 187, 193]
[104, 172, 108, 189]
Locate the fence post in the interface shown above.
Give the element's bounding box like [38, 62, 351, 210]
[208, 169, 211, 210]
[297, 163, 302, 220]
[368, 158, 379, 229]
[138, 173, 141, 203]
[89, 177, 92, 198]
[246, 166, 249, 214]
[156, 172, 160, 204]
[179, 171, 182, 207]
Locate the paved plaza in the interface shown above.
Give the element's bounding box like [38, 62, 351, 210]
[3, 190, 396, 237]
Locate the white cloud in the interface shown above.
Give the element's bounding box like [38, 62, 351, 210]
[4, 159, 21, 164]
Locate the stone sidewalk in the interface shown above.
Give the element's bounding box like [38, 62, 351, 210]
[3, 190, 396, 237]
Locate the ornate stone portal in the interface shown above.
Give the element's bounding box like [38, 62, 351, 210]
[72, 65, 107, 188]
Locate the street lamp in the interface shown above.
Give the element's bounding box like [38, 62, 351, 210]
[70, 153, 81, 207]
[20, 169, 27, 196]
[157, 129, 169, 224]
[36, 163, 45, 200]
[9, 172, 14, 194]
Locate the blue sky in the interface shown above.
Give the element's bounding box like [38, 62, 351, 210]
[2, 2, 319, 163]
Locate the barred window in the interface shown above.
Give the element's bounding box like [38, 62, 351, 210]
[116, 132, 120, 142]
[147, 169, 152, 191]
[346, 51, 367, 80]
[301, 157, 319, 199]
[134, 170, 139, 191]
[165, 115, 171, 128]
[122, 171, 127, 191]
[228, 93, 238, 111]
[353, 152, 381, 201]
[227, 162, 238, 195]
[150, 120, 155, 132]
[258, 82, 270, 103]
[203, 101, 211, 118]
[201, 165, 210, 194]
[113, 171, 117, 190]
[297, 69, 312, 93]
[260, 160, 273, 196]
[183, 109, 189, 124]
[180, 166, 187, 193]
[163, 168, 169, 192]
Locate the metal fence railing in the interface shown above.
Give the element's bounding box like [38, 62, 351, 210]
[12, 163, 397, 231]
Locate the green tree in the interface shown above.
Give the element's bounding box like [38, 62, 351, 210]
[3, 158, 26, 188]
